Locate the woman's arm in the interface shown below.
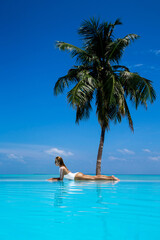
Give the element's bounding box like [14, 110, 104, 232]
[48, 177, 61, 181]
[59, 167, 64, 180]
[48, 167, 64, 181]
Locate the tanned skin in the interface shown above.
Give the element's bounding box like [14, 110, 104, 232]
[48, 157, 119, 181]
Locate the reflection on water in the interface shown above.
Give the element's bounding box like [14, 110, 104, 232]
[52, 182, 66, 207]
[52, 180, 119, 208]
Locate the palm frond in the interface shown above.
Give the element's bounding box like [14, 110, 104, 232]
[95, 88, 106, 126]
[54, 67, 83, 95]
[112, 65, 130, 72]
[56, 41, 92, 63]
[108, 18, 122, 38]
[102, 73, 115, 105]
[56, 41, 83, 53]
[75, 101, 92, 123]
[67, 71, 96, 107]
[120, 71, 156, 108]
[107, 34, 140, 63]
[78, 17, 100, 41]
[124, 98, 134, 131]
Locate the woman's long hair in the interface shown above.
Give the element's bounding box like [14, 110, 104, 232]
[55, 156, 68, 169]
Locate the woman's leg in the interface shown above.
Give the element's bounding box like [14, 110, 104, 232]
[75, 173, 119, 181]
[94, 175, 119, 181]
[75, 172, 95, 180]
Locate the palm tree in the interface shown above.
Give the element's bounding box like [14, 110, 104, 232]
[54, 18, 156, 175]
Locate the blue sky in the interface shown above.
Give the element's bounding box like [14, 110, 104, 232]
[0, 0, 160, 174]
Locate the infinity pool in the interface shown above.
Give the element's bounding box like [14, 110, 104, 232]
[0, 175, 160, 240]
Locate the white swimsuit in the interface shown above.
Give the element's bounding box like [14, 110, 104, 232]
[64, 172, 79, 180]
[59, 167, 79, 180]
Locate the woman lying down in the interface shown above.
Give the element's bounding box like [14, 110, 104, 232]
[48, 156, 119, 181]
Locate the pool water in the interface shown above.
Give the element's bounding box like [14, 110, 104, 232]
[0, 175, 160, 240]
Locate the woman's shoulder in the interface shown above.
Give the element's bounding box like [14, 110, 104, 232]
[59, 166, 67, 172]
[60, 166, 70, 174]
[60, 166, 65, 170]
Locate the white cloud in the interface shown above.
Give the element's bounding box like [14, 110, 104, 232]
[0, 143, 74, 163]
[117, 148, 135, 155]
[134, 64, 143, 67]
[7, 153, 26, 164]
[45, 148, 73, 157]
[109, 156, 126, 161]
[7, 153, 21, 159]
[143, 149, 151, 153]
[149, 156, 160, 161]
[150, 49, 160, 55]
[154, 50, 160, 55]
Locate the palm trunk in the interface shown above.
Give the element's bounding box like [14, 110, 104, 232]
[96, 124, 106, 175]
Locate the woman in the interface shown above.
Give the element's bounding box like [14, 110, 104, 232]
[48, 156, 119, 181]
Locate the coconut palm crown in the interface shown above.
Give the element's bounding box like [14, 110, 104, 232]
[54, 18, 156, 175]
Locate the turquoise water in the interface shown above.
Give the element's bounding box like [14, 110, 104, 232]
[0, 175, 160, 239]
